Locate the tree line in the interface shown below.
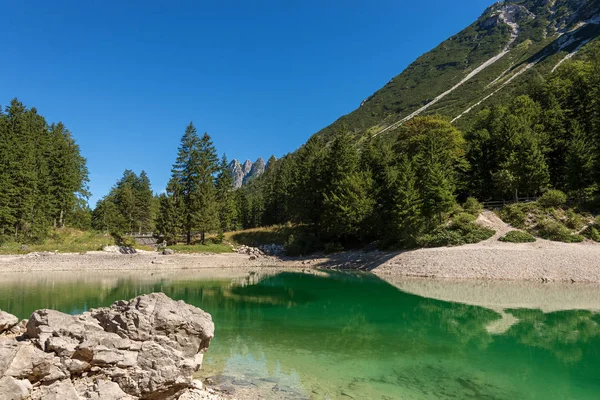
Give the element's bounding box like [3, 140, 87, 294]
[0, 99, 90, 242]
[92, 170, 156, 234]
[235, 50, 600, 251]
[4, 48, 599, 250]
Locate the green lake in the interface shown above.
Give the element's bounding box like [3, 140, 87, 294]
[0, 269, 599, 399]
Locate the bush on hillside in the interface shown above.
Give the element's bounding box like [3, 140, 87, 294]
[499, 230, 536, 243]
[582, 226, 600, 242]
[284, 233, 322, 256]
[535, 219, 584, 243]
[450, 212, 476, 229]
[565, 210, 585, 231]
[417, 213, 494, 247]
[417, 229, 465, 247]
[538, 190, 567, 209]
[463, 197, 483, 216]
[324, 242, 344, 254]
[581, 216, 600, 242]
[500, 204, 528, 228]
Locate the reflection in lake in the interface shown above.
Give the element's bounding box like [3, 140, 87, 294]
[0, 269, 599, 399]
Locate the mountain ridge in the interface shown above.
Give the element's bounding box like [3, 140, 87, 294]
[228, 157, 267, 188]
[313, 0, 600, 142]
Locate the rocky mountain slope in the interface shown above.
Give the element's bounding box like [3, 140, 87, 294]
[228, 158, 267, 188]
[315, 0, 600, 142]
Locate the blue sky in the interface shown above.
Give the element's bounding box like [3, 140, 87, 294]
[1, 0, 494, 206]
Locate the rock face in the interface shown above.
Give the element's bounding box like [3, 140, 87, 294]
[228, 157, 269, 189]
[246, 158, 265, 185]
[0, 293, 215, 400]
[227, 159, 244, 189]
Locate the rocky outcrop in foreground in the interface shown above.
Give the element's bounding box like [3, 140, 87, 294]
[0, 293, 216, 400]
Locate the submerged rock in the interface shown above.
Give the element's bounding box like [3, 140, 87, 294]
[0, 293, 216, 400]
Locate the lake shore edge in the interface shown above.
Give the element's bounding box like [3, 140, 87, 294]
[1, 236, 600, 283]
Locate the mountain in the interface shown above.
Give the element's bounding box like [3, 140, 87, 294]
[228, 158, 267, 188]
[314, 0, 600, 142]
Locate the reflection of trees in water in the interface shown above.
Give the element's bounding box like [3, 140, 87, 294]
[417, 301, 497, 351]
[5, 271, 600, 398]
[506, 309, 600, 363]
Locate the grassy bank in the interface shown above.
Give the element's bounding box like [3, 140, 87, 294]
[0, 228, 116, 255]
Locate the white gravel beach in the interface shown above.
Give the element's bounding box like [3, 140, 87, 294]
[0, 211, 599, 283]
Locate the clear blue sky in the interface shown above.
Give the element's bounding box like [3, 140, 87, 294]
[1, 0, 494, 206]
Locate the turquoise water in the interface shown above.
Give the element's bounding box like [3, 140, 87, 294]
[0, 270, 599, 399]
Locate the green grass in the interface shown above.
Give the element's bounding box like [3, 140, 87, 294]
[0, 228, 116, 254]
[499, 230, 536, 243]
[166, 243, 233, 254]
[225, 225, 301, 247]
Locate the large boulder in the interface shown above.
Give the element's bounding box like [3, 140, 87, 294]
[0, 311, 18, 334]
[0, 293, 215, 400]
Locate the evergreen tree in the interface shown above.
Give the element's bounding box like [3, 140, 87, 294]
[391, 156, 423, 247]
[135, 171, 154, 233]
[215, 154, 236, 233]
[91, 170, 155, 234]
[167, 124, 219, 244]
[0, 99, 89, 242]
[155, 193, 181, 244]
[565, 121, 596, 200]
[396, 116, 465, 226]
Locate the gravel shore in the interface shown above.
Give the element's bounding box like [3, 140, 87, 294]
[372, 212, 600, 283]
[1, 210, 599, 283]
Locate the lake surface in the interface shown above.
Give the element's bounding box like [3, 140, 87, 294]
[0, 269, 599, 399]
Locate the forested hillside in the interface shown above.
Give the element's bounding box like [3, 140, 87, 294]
[316, 0, 600, 142]
[235, 46, 600, 253]
[0, 99, 89, 242]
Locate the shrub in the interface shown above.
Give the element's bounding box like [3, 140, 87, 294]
[207, 236, 223, 245]
[417, 213, 494, 247]
[460, 226, 495, 244]
[565, 210, 585, 231]
[120, 236, 137, 248]
[284, 233, 322, 256]
[417, 228, 464, 247]
[450, 212, 476, 230]
[324, 242, 344, 254]
[582, 226, 600, 242]
[500, 204, 527, 228]
[463, 197, 483, 216]
[535, 219, 583, 243]
[538, 190, 567, 209]
[499, 230, 536, 243]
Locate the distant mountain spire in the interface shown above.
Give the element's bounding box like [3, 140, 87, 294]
[228, 157, 267, 188]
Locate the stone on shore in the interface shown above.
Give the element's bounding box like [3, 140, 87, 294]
[0, 311, 18, 334]
[0, 293, 215, 400]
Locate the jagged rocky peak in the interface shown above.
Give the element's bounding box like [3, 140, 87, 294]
[228, 157, 270, 188]
[481, 2, 535, 31]
[245, 158, 266, 185]
[242, 159, 253, 175]
[228, 159, 244, 189]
